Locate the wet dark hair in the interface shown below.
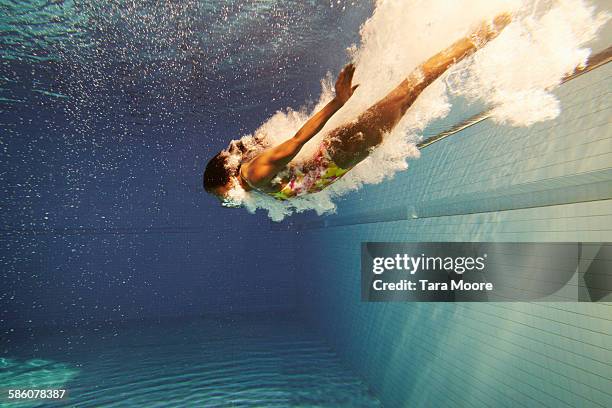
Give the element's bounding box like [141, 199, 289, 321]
[203, 138, 263, 193]
[203, 152, 232, 193]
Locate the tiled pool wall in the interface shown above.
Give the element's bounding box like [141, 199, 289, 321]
[296, 62, 612, 406]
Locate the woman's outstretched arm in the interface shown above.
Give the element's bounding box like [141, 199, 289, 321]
[240, 64, 358, 189]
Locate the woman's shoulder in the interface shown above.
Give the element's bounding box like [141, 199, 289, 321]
[237, 162, 255, 191]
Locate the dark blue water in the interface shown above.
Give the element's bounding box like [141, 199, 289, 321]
[1, 0, 369, 324]
[1, 1, 381, 406]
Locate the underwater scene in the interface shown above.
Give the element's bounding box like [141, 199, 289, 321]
[2, 0, 611, 407]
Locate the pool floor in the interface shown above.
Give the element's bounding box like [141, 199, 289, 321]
[2, 315, 381, 407]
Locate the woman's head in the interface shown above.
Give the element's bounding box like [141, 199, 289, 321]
[203, 137, 265, 205]
[203, 151, 236, 200]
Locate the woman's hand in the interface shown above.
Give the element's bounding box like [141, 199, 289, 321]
[334, 63, 359, 104]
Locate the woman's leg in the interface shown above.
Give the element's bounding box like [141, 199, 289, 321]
[326, 14, 511, 169]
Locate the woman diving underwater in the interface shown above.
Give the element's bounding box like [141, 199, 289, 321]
[203, 14, 512, 207]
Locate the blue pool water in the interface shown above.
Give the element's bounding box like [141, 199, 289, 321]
[2, 0, 611, 407]
[1, 2, 382, 406]
[3, 315, 381, 407]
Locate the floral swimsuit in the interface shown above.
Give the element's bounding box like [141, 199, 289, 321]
[267, 143, 351, 200]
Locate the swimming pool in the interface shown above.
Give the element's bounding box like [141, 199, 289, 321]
[2, 0, 611, 407]
[295, 48, 612, 408]
[3, 315, 381, 407]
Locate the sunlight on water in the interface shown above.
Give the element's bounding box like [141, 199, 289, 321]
[225, 0, 609, 221]
[1, 0, 368, 131]
[0, 357, 79, 407]
[0, 0, 90, 63]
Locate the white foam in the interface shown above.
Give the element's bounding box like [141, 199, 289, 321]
[226, 0, 609, 221]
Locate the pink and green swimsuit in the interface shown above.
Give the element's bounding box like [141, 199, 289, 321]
[267, 143, 351, 200]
